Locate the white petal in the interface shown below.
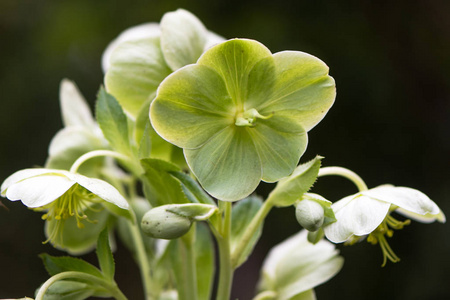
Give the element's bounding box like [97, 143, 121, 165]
[5, 174, 75, 207]
[102, 23, 160, 72]
[395, 207, 446, 223]
[160, 9, 208, 70]
[59, 79, 95, 128]
[261, 230, 343, 300]
[70, 173, 129, 209]
[204, 31, 226, 50]
[324, 194, 391, 243]
[47, 127, 104, 157]
[1, 168, 60, 196]
[364, 185, 441, 215]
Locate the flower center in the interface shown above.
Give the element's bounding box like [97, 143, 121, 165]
[367, 214, 411, 266]
[235, 108, 272, 127]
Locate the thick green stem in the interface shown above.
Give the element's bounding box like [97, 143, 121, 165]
[318, 166, 368, 192]
[35, 271, 127, 300]
[216, 201, 233, 300]
[127, 212, 153, 300]
[178, 226, 198, 300]
[231, 199, 273, 269]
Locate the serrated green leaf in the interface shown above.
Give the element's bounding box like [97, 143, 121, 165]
[267, 156, 322, 207]
[231, 196, 263, 267]
[141, 158, 188, 207]
[169, 171, 216, 205]
[96, 88, 130, 154]
[39, 254, 103, 279]
[96, 228, 115, 281]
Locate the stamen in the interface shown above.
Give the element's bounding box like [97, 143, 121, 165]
[235, 108, 273, 127]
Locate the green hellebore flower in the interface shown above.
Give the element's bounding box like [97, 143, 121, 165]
[1, 168, 128, 246]
[151, 39, 335, 201]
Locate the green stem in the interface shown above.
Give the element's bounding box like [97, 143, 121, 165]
[318, 166, 368, 191]
[70, 149, 142, 176]
[35, 271, 127, 300]
[178, 226, 198, 300]
[216, 201, 233, 300]
[230, 199, 273, 269]
[127, 211, 153, 300]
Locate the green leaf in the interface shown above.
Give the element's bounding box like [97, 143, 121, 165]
[231, 196, 263, 267]
[169, 171, 216, 206]
[138, 122, 152, 159]
[96, 228, 115, 281]
[184, 126, 261, 201]
[166, 203, 218, 221]
[40, 254, 103, 279]
[105, 37, 172, 117]
[96, 88, 130, 154]
[140, 158, 188, 206]
[160, 9, 208, 71]
[267, 156, 322, 207]
[45, 204, 112, 255]
[195, 224, 215, 300]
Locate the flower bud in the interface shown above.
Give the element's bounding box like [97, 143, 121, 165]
[141, 206, 192, 239]
[295, 199, 325, 232]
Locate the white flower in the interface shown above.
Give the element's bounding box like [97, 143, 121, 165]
[257, 230, 343, 300]
[101, 9, 224, 73]
[1, 168, 128, 242]
[323, 184, 445, 265]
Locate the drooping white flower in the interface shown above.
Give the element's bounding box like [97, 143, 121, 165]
[1, 168, 128, 243]
[323, 184, 445, 265]
[257, 230, 343, 300]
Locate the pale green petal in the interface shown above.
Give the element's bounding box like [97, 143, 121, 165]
[290, 290, 316, 300]
[198, 39, 273, 108]
[260, 230, 343, 300]
[69, 173, 129, 209]
[248, 119, 307, 182]
[161, 9, 208, 70]
[105, 37, 172, 117]
[59, 79, 95, 128]
[258, 51, 335, 132]
[102, 23, 160, 72]
[395, 207, 446, 223]
[5, 173, 75, 207]
[46, 205, 112, 255]
[45, 127, 105, 176]
[184, 126, 261, 201]
[150, 64, 234, 149]
[363, 185, 441, 216]
[324, 194, 391, 243]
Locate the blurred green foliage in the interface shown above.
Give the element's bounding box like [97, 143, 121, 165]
[1, 0, 449, 299]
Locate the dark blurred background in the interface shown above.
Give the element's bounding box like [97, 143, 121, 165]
[1, 0, 449, 299]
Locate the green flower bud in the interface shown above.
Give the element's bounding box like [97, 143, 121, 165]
[141, 205, 192, 239]
[295, 199, 325, 232]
